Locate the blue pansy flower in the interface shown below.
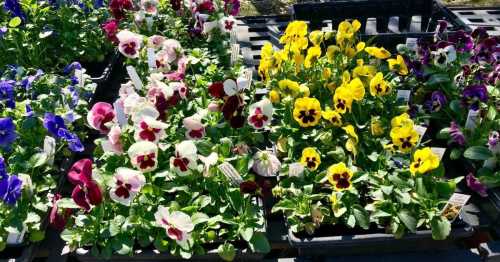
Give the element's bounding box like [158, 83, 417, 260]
[0, 174, 22, 205]
[4, 0, 26, 21]
[94, 0, 104, 8]
[25, 103, 34, 117]
[43, 113, 67, 137]
[0, 26, 7, 38]
[67, 86, 79, 108]
[20, 69, 44, 89]
[0, 117, 17, 148]
[57, 128, 84, 152]
[0, 80, 15, 108]
[63, 62, 82, 75]
[0, 156, 7, 180]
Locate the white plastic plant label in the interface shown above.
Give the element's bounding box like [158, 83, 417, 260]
[218, 162, 243, 186]
[441, 193, 471, 222]
[113, 100, 127, 127]
[126, 66, 143, 90]
[147, 48, 157, 69]
[396, 89, 411, 104]
[6, 227, 26, 245]
[405, 38, 418, 51]
[230, 44, 240, 66]
[465, 109, 480, 130]
[146, 17, 153, 31]
[230, 29, 237, 45]
[242, 68, 253, 89]
[415, 125, 427, 145]
[430, 147, 446, 161]
[75, 69, 84, 87]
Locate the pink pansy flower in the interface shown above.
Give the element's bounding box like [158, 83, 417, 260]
[141, 0, 159, 15]
[252, 151, 281, 177]
[223, 76, 249, 96]
[117, 30, 143, 58]
[162, 39, 183, 62]
[109, 168, 146, 206]
[148, 35, 166, 49]
[67, 159, 103, 211]
[248, 98, 273, 129]
[207, 102, 219, 112]
[134, 116, 168, 143]
[170, 82, 189, 99]
[183, 115, 205, 140]
[119, 81, 137, 100]
[170, 140, 198, 175]
[155, 50, 173, 72]
[165, 56, 188, 81]
[219, 16, 236, 33]
[128, 141, 159, 172]
[155, 206, 194, 244]
[102, 125, 124, 154]
[131, 103, 160, 123]
[87, 102, 115, 134]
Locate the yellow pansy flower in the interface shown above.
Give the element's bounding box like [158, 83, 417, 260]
[280, 21, 308, 44]
[293, 97, 322, 127]
[269, 90, 280, 103]
[278, 79, 300, 96]
[326, 45, 340, 61]
[390, 125, 419, 153]
[387, 55, 409, 75]
[336, 20, 361, 47]
[258, 42, 274, 81]
[309, 30, 324, 46]
[391, 113, 414, 130]
[410, 147, 440, 175]
[352, 59, 376, 80]
[342, 125, 358, 156]
[370, 116, 384, 136]
[304, 46, 322, 68]
[327, 162, 353, 191]
[347, 77, 365, 101]
[323, 68, 332, 79]
[322, 107, 343, 127]
[333, 86, 353, 114]
[294, 53, 305, 72]
[356, 42, 366, 52]
[365, 46, 391, 59]
[369, 72, 390, 96]
[300, 147, 321, 171]
[299, 84, 310, 97]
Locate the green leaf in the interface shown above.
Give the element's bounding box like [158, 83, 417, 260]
[397, 210, 416, 233]
[8, 17, 21, 28]
[430, 216, 451, 240]
[57, 198, 81, 209]
[352, 205, 370, 230]
[29, 153, 48, 168]
[381, 185, 393, 195]
[240, 227, 254, 242]
[218, 243, 236, 261]
[249, 232, 270, 253]
[60, 229, 74, 242]
[426, 74, 450, 85]
[437, 128, 450, 140]
[487, 105, 497, 121]
[346, 214, 356, 228]
[191, 212, 209, 225]
[463, 146, 493, 160]
[25, 212, 41, 224]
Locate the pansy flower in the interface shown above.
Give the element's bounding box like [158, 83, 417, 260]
[300, 147, 321, 171]
[0, 174, 22, 205]
[224, 0, 240, 16]
[0, 80, 15, 108]
[364, 46, 391, 59]
[387, 55, 409, 75]
[87, 102, 115, 134]
[343, 125, 359, 156]
[140, 0, 159, 15]
[410, 147, 440, 175]
[134, 116, 168, 143]
[102, 19, 119, 44]
[462, 84, 488, 110]
[183, 116, 205, 140]
[0, 117, 17, 148]
[170, 140, 198, 175]
[148, 35, 166, 49]
[57, 128, 84, 152]
[248, 98, 273, 129]
[102, 125, 124, 154]
[155, 206, 194, 244]
[327, 162, 353, 191]
[221, 77, 248, 128]
[109, 0, 133, 20]
[117, 30, 143, 58]
[321, 107, 342, 127]
[304, 46, 321, 68]
[369, 72, 390, 96]
[466, 173, 488, 197]
[293, 97, 321, 127]
[390, 125, 419, 153]
[219, 16, 237, 33]
[67, 159, 103, 212]
[425, 91, 447, 112]
[49, 193, 73, 230]
[449, 121, 465, 146]
[0, 156, 6, 179]
[252, 151, 281, 177]
[128, 141, 158, 172]
[109, 168, 146, 206]
[431, 45, 456, 68]
[370, 116, 385, 137]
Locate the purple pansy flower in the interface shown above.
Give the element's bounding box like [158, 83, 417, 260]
[25, 103, 34, 117]
[0, 117, 17, 148]
[462, 84, 488, 110]
[0, 174, 22, 205]
[0, 80, 15, 108]
[450, 121, 465, 146]
[0, 26, 7, 38]
[472, 37, 498, 64]
[0, 156, 6, 180]
[20, 69, 44, 89]
[224, 0, 240, 16]
[425, 90, 447, 112]
[43, 113, 67, 137]
[448, 30, 474, 52]
[4, 0, 26, 21]
[471, 27, 489, 40]
[488, 131, 499, 154]
[63, 62, 82, 75]
[57, 128, 84, 152]
[466, 173, 488, 197]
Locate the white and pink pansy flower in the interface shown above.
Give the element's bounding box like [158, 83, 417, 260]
[148, 35, 166, 49]
[109, 168, 146, 206]
[199, 152, 218, 177]
[134, 116, 168, 143]
[248, 98, 273, 129]
[162, 39, 183, 62]
[141, 0, 159, 15]
[123, 93, 148, 115]
[102, 125, 124, 154]
[219, 16, 237, 33]
[252, 150, 281, 177]
[128, 141, 159, 172]
[155, 206, 194, 244]
[87, 102, 116, 134]
[223, 76, 249, 96]
[170, 140, 198, 175]
[119, 81, 137, 100]
[170, 82, 189, 99]
[117, 30, 143, 59]
[131, 103, 160, 123]
[183, 115, 205, 140]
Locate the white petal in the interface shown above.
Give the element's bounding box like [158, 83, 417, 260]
[223, 79, 238, 96]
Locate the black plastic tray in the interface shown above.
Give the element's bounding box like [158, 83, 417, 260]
[89, 51, 125, 105]
[292, 0, 471, 50]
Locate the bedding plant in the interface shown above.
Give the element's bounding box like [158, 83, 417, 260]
[398, 23, 499, 196]
[0, 64, 96, 250]
[266, 20, 463, 240]
[0, 0, 113, 71]
[53, 32, 272, 260]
